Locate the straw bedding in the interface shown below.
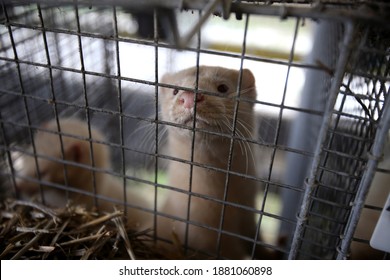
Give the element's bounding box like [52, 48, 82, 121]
[0, 199, 164, 260]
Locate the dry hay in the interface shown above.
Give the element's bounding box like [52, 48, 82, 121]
[0, 199, 165, 260]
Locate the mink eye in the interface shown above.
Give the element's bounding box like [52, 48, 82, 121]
[173, 89, 179, 96]
[217, 84, 229, 93]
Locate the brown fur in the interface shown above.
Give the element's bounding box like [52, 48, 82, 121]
[157, 66, 272, 259]
[13, 118, 152, 231]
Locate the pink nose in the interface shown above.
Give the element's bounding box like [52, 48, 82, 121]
[179, 91, 204, 109]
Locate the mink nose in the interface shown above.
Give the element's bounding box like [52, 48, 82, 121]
[179, 91, 204, 109]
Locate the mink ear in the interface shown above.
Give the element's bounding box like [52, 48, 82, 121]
[242, 69, 255, 89]
[240, 69, 257, 102]
[65, 142, 83, 163]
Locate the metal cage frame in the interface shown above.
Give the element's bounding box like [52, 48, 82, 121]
[0, 0, 389, 260]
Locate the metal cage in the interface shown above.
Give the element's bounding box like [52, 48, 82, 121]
[0, 0, 389, 260]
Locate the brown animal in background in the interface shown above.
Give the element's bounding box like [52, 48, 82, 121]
[12, 118, 152, 231]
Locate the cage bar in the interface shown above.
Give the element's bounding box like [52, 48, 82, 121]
[0, 0, 389, 260]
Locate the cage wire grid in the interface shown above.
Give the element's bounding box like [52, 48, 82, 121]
[0, 0, 389, 260]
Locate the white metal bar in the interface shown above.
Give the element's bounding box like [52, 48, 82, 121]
[336, 92, 390, 259]
[288, 21, 356, 259]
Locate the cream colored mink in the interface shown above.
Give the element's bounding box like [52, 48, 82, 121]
[12, 118, 152, 231]
[157, 66, 271, 259]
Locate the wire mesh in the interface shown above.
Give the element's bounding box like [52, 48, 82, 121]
[0, 0, 389, 260]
